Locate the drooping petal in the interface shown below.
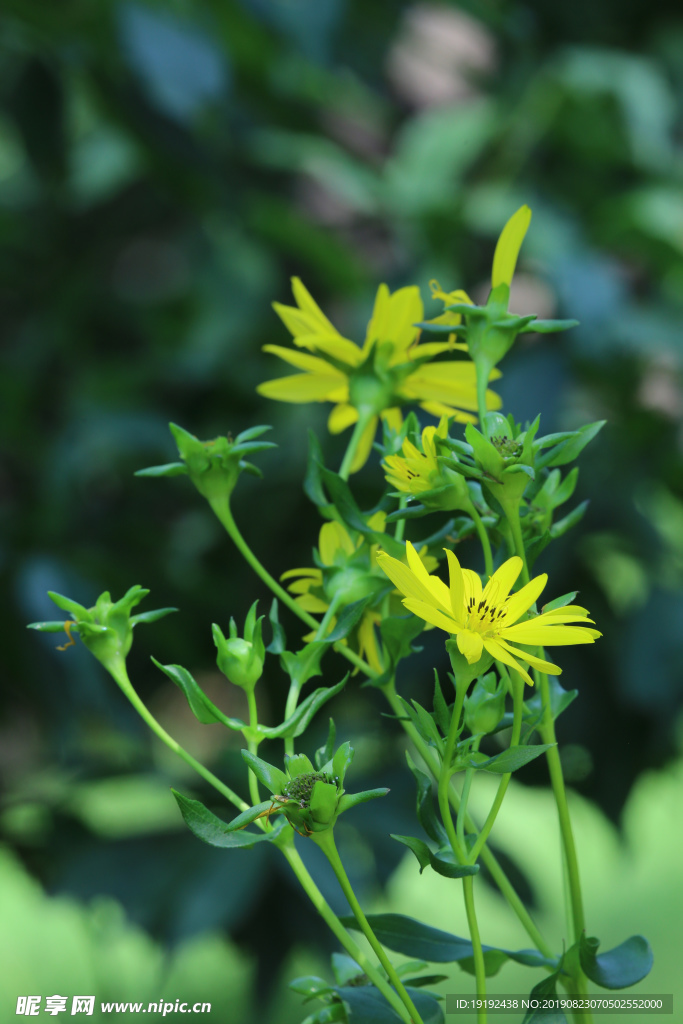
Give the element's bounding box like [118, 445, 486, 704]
[257, 373, 348, 403]
[444, 549, 465, 621]
[349, 416, 379, 473]
[402, 598, 460, 634]
[482, 557, 523, 608]
[491, 205, 532, 288]
[500, 573, 548, 625]
[482, 637, 533, 686]
[495, 638, 561, 676]
[457, 629, 484, 664]
[328, 403, 359, 434]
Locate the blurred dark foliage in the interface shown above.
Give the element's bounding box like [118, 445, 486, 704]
[2, 0, 683, 1012]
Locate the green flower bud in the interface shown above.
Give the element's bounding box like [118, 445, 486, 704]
[464, 672, 506, 735]
[213, 601, 265, 691]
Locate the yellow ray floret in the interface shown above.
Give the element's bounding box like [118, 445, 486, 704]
[258, 278, 501, 471]
[376, 543, 601, 685]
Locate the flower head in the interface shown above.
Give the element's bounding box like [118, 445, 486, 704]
[383, 416, 476, 514]
[257, 278, 501, 472]
[376, 543, 601, 685]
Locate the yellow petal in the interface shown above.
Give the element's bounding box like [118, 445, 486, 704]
[376, 550, 437, 605]
[501, 623, 601, 645]
[291, 277, 338, 334]
[262, 344, 344, 376]
[482, 556, 523, 608]
[482, 638, 533, 686]
[296, 333, 364, 367]
[500, 574, 547, 625]
[457, 629, 484, 664]
[319, 521, 355, 564]
[495, 637, 561, 675]
[411, 341, 470, 358]
[296, 594, 329, 614]
[328, 403, 359, 434]
[358, 613, 384, 673]
[419, 400, 478, 423]
[491, 205, 532, 288]
[257, 373, 348, 403]
[281, 567, 321, 580]
[381, 407, 403, 432]
[403, 598, 460, 634]
[349, 416, 379, 473]
[444, 549, 465, 621]
[461, 568, 482, 608]
[406, 541, 451, 611]
[272, 302, 321, 339]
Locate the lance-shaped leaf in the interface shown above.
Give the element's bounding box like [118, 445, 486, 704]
[462, 744, 554, 774]
[391, 835, 479, 879]
[406, 752, 447, 845]
[332, 984, 444, 1024]
[340, 913, 556, 977]
[537, 420, 606, 470]
[337, 788, 389, 814]
[266, 599, 287, 654]
[280, 642, 328, 688]
[27, 620, 78, 633]
[519, 318, 579, 334]
[134, 462, 188, 477]
[47, 591, 92, 619]
[259, 678, 347, 739]
[521, 961, 568, 1023]
[130, 607, 178, 626]
[241, 751, 288, 794]
[172, 790, 288, 848]
[152, 658, 246, 729]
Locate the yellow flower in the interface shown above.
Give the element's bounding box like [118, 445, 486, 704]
[376, 543, 601, 686]
[283, 518, 438, 672]
[383, 418, 449, 495]
[257, 278, 501, 472]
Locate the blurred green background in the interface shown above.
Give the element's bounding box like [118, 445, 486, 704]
[2, 0, 683, 1020]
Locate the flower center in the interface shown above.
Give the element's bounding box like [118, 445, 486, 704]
[465, 595, 506, 635]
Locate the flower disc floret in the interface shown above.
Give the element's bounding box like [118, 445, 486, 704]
[376, 543, 601, 685]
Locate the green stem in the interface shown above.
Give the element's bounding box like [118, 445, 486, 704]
[339, 411, 374, 481]
[382, 679, 553, 959]
[537, 665, 593, 1023]
[463, 875, 487, 1023]
[503, 502, 529, 585]
[314, 591, 343, 641]
[437, 680, 468, 864]
[314, 829, 425, 1024]
[470, 505, 493, 578]
[109, 661, 249, 813]
[475, 357, 494, 427]
[246, 687, 261, 807]
[456, 736, 480, 849]
[280, 842, 416, 1024]
[468, 673, 524, 863]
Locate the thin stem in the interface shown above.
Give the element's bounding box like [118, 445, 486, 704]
[280, 842, 416, 1024]
[436, 682, 468, 864]
[382, 679, 553, 959]
[339, 411, 374, 481]
[503, 502, 529, 585]
[475, 358, 493, 428]
[456, 735, 480, 849]
[463, 876, 487, 1023]
[394, 496, 407, 542]
[468, 674, 524, 863]
[537, 664, 593, 1023]
[109, 662, 249, 813]
[470, 505, 493, 578]
[314, 591, 343, 641]
[314, 830, 425, 1024]
[246, 687, 261, 807]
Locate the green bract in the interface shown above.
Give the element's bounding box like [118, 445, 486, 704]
[212, 601, 265, 691]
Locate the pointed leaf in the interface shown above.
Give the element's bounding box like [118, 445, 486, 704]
[333, 984, 444, 1024]
[27, 620, 76, 633]
[464, 744, 553, 774]
[47, 591, 90, 618]
[134, 462, 188, 477]
[541, 420, 606, 468]
[130, 607, 178, 625]
[550, 500, 589, 538]
[406, 752, 447, 844]
[241, 750, 287, 794]
[266, 599, 287, 654]
[323, 598, 372, 643]
[542, 591, 578, 613]
[519, 318, 579, 334]
[259, 678, 346, 739]
[391, 834, 432, 873]
[152, 658, 245, 729]
[172, 790, 288, 848]
[337, 788, 389, 814]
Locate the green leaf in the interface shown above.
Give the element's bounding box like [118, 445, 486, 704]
[464, 744, 553, 774]
[521, 963, 568, 1023]
[519, 318, 579, 334]
[323, 598, 372, 643]
[332, 741, 354, 785]
[152, 658, 246, 729]
[340, 914, 555, 976]
[172, 790, 288, 848]
[524, 677, 578, 727]
[551, 467, 579, 508]
[47, 591, 90, 618]
[333, 985, 444, 1024]
[579, 934, 653, 990]
[27, 620, 75, 633]
[240, 751, 287, 794]
[260, 678, 347, 739]
[134, 462, 188, 477]
[391, 834, 432, 873]
[408, 697, 444, 749]
[315, 718, 336, 771]
[235, 425, 273, 443]
[406, 751, 447, 845]
[130, 607, 178, 625]
[432, 671, 450, 736]
[542, 592, 579, 613]
[337, 788, 389, 814]
[540, 420, 606, 469]
[288, 975, 333, 999]
[550, 500, 589, 538]
[318, 465, 404, 557]
[221, 801, 277, 831]
[280, 642, 328, 688]
[266, 599, 287, 654]
[429, 847, 479, 879]
[304, 430, 333, 510]
[379, 615, 424, 670]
